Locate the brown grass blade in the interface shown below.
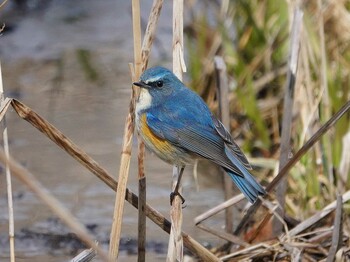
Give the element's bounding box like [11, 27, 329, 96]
[0, 150, 110, 261]
[11, 98, 218, 261]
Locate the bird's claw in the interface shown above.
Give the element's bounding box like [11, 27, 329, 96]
[170, 191, 185, 206]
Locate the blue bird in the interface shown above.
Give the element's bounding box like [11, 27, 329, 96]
[133, 66, 265, 204]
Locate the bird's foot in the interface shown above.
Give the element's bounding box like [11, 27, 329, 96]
[170, 191, 185, 206]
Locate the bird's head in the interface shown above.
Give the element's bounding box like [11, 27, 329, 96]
[134, 67, 184, 109]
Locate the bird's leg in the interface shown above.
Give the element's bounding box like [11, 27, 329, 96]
[170, 166, 185, 205]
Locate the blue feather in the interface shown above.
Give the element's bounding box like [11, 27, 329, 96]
[224, 145, 265, 203]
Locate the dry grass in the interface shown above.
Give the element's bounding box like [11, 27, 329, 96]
[184, 0, 350, 260]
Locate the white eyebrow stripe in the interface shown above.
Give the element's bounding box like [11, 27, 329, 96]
[144, 75, 164, 84]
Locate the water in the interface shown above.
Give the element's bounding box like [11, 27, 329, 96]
[0, 1, 228, 260]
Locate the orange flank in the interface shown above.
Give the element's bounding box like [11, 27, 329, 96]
[140, 114, 174, 155]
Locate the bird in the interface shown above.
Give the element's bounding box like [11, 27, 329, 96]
[133, 66, 266, 204]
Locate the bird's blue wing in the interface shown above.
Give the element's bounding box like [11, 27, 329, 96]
[211, 116, 252, 170]
[145, 94, 244, 176]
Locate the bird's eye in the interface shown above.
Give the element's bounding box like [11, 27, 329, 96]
[156, 81, 163, 87]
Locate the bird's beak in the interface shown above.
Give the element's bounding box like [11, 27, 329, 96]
[133, 81, 149, 89]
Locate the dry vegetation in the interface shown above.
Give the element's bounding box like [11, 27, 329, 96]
[0, 0, 350, 261]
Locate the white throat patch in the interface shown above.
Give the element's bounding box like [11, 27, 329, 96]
[136, 88, 152, 114]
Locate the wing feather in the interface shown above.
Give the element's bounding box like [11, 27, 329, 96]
[146, 111, 244, 176]
[211, 116, 252, 170]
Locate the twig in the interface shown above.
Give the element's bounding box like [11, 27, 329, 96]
[274, 8, 303, 236]
[214, 56, 234, 234]
[326, 194, 343, 262]
[10, 99, 219, 261]
[234, 99, 350, 236]
[0, 150, 110, 262]
[0, 61, 15, 262]
[194, 194, 244, 225]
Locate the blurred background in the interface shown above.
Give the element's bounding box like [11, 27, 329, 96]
[0, 0, 349, 261]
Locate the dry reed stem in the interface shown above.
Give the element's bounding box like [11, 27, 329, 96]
[194, 194, 244, 225]
[71, 248, 96, 262]
[220, 242, 277, 261]
[133, 0, 144, 260]
[108, 0, 142, 259]
[274, 8, 303, 236]
[0, 150, 110, 261]
[137, 176, 146, 261]
[141, 0, 164, 71]
[0, 61, 15, 262]
[197, 223, 248, 247]
[0, 0, 7, 9]
[0, 97, 11, 122]
[234, 99, 350, 236]
[214, 56, 234, 234]
[167, 1, 185, 261]
[138, 1, 164, 260]
[326, 194, 343, 262]
[127, 64, 146, 262]
[110, 1, 164, 259]
[101, 93, 135, 259]
[11, 99, 218, 260]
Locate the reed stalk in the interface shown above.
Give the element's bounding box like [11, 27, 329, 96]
[137, 1, 164, 260]
[167, 0, 186, 261]
[274, 8, 303, 236]
[0, 61, 15, 262]
[108, 0, 143, 259]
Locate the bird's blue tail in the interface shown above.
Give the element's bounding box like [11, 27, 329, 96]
[224, 147, 265, 203]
